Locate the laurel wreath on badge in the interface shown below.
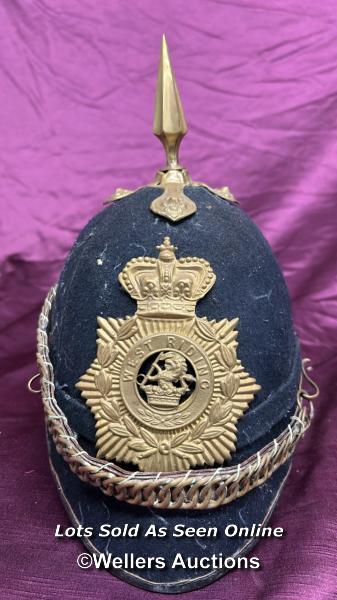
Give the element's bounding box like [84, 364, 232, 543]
[76, 238, 260, 472]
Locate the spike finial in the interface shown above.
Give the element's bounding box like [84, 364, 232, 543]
[108, 36, 238, 219]
[149, 36, 196, 222]
[153, 35, 188, 170]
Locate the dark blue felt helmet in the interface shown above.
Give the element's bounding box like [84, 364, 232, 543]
[35, 37, 317, 594]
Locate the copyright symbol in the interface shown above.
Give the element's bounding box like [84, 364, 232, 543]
[77, 553, 92, 569]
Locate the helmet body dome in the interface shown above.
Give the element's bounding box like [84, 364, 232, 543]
[49, 185, 301, 465]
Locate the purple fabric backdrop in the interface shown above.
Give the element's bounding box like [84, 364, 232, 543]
[0, 1, 336, 598]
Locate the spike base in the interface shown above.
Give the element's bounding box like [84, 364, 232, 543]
[150, 169, 196, 222]
[106, 180, 238, 214]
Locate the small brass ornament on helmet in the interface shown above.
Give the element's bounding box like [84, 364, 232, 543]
[76, 237, 260, 472]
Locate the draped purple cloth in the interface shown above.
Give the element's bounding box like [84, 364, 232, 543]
[0, 1, 336, 598]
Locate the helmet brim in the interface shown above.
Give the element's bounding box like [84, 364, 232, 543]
[48, 435, 291, 594]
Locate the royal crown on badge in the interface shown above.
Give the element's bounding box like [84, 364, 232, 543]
[119, 236, 215, 318]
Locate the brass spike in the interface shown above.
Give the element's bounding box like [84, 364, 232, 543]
[150, 35, 196, 222]
[153, 34, 188, 170]
[107, 36, 238, 215]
